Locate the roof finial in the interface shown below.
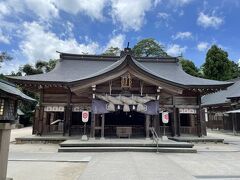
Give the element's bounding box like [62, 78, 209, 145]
[127, 42, 130, 48]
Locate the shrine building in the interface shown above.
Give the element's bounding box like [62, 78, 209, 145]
[8, 48, 232, 138]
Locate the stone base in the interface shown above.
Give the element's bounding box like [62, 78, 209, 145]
[161, 136, 168, 141]
[81, 135, 88, 141]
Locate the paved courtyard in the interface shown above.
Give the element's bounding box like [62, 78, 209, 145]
[6, 127, 240, 180]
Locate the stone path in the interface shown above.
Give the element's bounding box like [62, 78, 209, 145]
[8, 152, 91, 162]
[78, 152, 196, 180]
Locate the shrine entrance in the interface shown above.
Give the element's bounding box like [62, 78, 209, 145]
[104, 111, 146, 138]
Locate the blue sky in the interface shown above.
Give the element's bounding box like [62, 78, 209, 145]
[0, 0, 240, 74]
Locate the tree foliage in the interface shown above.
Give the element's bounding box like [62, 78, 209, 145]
[203, 45, 236, 80]
[132, 38, 168, 57]
[180, 58, 202, 77]
[18, 59, 57, 75]
[0, 51, 12, 67]
[102, 47, 121, 56]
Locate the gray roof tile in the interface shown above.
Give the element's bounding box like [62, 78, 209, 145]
[0, 79, 35, 101]
[8, 54, 232, 88]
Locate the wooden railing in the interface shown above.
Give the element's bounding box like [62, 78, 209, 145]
[149, 127, 159, 153]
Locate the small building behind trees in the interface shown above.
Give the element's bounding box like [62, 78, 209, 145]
[202, 78, 240, 134]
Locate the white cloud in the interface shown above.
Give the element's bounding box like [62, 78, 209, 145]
[166, 44, 187, 56]
[55, 0, 107, 20]
[0, 0, 57, 20]
[157, 12, 169, 19]
[0, 1, 10, 18]
[0, 0, 107, 21]
[197, 12, 223, 28]
[172, 31, 192, 40]
[111, 0, 153, 31]
[19, 22, 99, 63]
[105, 34, 125, 50]
[0, 60, 22, 74]
[0, 29, 10, 44]
[24, 0, 58, 19]
[197, 42, 209, 51]
[156, 12, 171, 28]
[163, 0, 192, 7]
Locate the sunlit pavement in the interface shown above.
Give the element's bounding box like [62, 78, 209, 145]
[7, 127, 240, 180]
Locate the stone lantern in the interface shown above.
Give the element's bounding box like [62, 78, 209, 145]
[0, 80, 35, 180]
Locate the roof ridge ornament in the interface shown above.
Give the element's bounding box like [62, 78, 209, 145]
[120, 42, 133, 58]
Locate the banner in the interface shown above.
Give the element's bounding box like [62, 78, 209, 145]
[92, 100, 109, 114]
[144, 100, 159, 115]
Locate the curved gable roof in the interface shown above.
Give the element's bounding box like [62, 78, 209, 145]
[8, 52, 232, 89]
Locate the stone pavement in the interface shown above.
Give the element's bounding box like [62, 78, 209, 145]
[8, 152, 91, 162]
[7, 127, 240, 180]
[10, 126, 32, 142]
[78, 152, 196, 180]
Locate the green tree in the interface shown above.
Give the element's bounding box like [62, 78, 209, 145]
[0, 51, 12, 68]
[102, 47, 120, 56]
[132, 38, 168, 57]
[180, 58, 202, 77]
[203, 45, 233, 81]
[229, 60, 240, 79]
[21, 64, 43, 75]
[19, 59, 57, 75]
[46, 59, 57, 72]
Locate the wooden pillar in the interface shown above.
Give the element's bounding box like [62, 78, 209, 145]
[63, 107, 67, 136]
[90, 113, 96, 138]
[101, 114, 105, 139]
[43, 111, 47, 134]
[33, 107, 39, 134]
[196, 95, 202, 137]
[145, 115, 150, 139]
[38, 106, 44, 136]
[38, 87, 44, 136]
[67, 88, 72, 136]
[232, 108, 237, 135]
[176, 108, 180, 136]
[171, 96, 176, 137]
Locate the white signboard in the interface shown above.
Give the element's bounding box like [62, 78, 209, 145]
[82, 111, 89, 123]
[72, 104, 91, 112]
[179, 108, 196, 114]
[44, 106, 64, 112]
[162, 112, 169, 123]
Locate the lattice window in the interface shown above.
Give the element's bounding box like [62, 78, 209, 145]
[7, 100, 15, 117]
[0, 99, 4, 115]
[121, 73, 132, 88]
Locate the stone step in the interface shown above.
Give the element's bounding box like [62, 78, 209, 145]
[58, 146, 197, 153]
[59, 143, 193, 148]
